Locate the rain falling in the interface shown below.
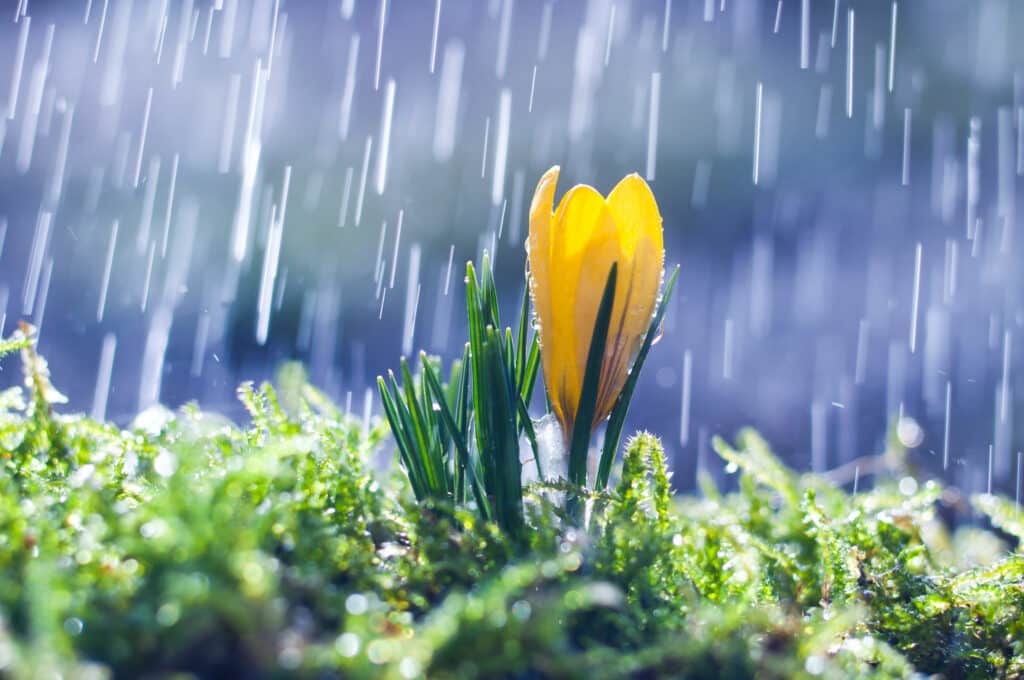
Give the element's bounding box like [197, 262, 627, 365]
[0, 0, 1021, 501]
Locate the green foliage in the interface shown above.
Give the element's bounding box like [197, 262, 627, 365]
[1, 332, 1023, 678]
[379, 255, 679, 535]
[377, 253, 540, 539]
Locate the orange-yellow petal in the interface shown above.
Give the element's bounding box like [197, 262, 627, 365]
[527, 166, 562, 426]
[596, 174, 664, 424]
[550, 183, 614, 432]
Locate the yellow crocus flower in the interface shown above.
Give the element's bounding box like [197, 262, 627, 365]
[527, 166, 665, 440]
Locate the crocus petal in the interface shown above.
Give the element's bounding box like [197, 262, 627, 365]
[605, 173, 664, 353]
[527, 166, 561, 424]
[595, 174, 664, 424]
[550, 183, 614, 433]
[572, 206, 624, 427]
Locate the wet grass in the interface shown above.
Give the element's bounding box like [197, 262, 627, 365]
[0, 327, 1022, 679]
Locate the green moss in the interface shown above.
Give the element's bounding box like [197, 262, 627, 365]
[0, 339, 1021, 679]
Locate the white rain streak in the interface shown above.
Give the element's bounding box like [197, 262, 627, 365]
[773, 1, 782, 34]
[942, 380, 952, 469]
[815, 84, 832, 139]
[528, 64, 537, 112]
[830, 0, 839, 48]
[361, 388, 374, 436]
[871, 44, 885, 132]
[97, 220, 120, 322]
[429, 0, 441, 74]
[800, 0, 810, 69]
[161, 153, 180, 257]
[495, 0, 513, 78]
[100, 0, 131, 108]
[219, 0, 239, 58]
[91, 334, 117, 421]
[752, 81, 763, 184]
[375, 78, 396, 195]
[132, 88, 154, 189]
[901, 108, 911, 185]
[93, 0, 108, 62]
[967, 117, 981, 240]
[354, 135, 374, 226]
[45, 104, 75, 209]
[389, 209, 404, 290]
[537, 1, 553, 61]
[136, 157, 161, 253]
[491, 89, 511, 206]
[255, 205, 283, 345]
[0, 219, 6, 260]
[703, 0, 714, 23]
[988, 445, 995, 495]
[219, 73, 242, 173]
[16, 23, 54, 174]
[1000, 331, 1012, 424]
[604, 4, 615, 66]
[202, 6, 215, 54]
[374, 220, 389, 288]
[845, 8, 854, 119]
[888, 1, 898, 92]
[0, 287, 8, 340]
[338, 167, 354, 227]
[138, 306, 172, 411]
[855, 319, 870, 385]
[401, 244, 422, 357]
[22, 211, 52, 315]
[339, 34, 359, 141]
[997, 107, 1016, 253]
[7, 16, 30, 120]
[32, 258, 53, 335]
[374, 0, 386, 91]
[141, 241, 156, 312]
[231, 61, 267, 262]
[255, 166, 291, 345]
[1018, 106, 1024, 176]
[662, 0, 672, 51]
[646, 72, 661, 181]
[480, 116, 490, 178]
[909, 242, 922, 353]
[433, 41, 464, 162]
[680, 349, 693, 447]
[171, 0, 195, 87]
[444, 244, 455, 296]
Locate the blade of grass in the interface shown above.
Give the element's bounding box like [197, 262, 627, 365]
[377, 374, 426, 499]
[567, 263, 618, 489]
[420, 352, 493, 519]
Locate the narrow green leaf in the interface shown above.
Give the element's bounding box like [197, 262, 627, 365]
[596, 265, 679, 490]
[420, 352, 492, 519]
[377, 374, 425, 500]
[568, 263, 618, 490]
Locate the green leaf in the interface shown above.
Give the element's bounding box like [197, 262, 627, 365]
[596, 265, 679, 490]
[568, 263, 618, 491]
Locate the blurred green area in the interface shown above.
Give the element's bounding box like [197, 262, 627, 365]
[0, 334, 1022, 679]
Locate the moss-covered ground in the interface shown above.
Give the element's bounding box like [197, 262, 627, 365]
[0, 333, 1021, 679]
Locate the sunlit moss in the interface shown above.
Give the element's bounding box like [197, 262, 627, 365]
[0, 339, 1021, 678]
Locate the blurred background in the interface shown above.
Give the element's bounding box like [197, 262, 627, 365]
[0, 0, 1021, 495]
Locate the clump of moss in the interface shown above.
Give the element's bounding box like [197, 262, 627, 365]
[0, 334, 1021, 679]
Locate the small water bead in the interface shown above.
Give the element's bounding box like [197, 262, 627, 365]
[335, 632, 360, 657]
[63, 617, 84, 636]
